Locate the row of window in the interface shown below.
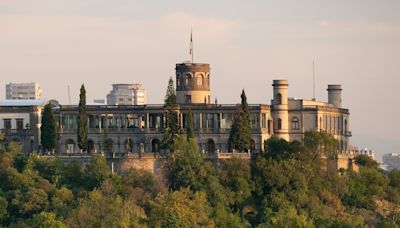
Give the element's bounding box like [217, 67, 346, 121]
[275, 117, 300, 130]
[177, 74, 209, 87]
[2, 119, 25, 130]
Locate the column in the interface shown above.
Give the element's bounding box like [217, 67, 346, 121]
[199, 113, 202, 130]
[219, 113, 223, 129]
[180, 112, 184, 129]
[146, 113, 149, 129]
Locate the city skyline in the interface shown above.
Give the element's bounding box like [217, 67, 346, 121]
[1, 0, 399, 159]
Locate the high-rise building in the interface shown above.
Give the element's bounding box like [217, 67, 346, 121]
[106, 83, 146, 105]
[6, 82, 43, 100]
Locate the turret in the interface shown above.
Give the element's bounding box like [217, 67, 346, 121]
[175, 62, 211, 104]
[271, 80, 289, 140]
[327, 84, 342, 108]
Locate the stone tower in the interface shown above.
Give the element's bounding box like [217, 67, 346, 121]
[327, 84, 342, 108]
[272, 80, 289, 141]
[175, 62, 211, 104]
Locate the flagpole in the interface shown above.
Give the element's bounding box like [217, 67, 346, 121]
[191, 29, 194, 63]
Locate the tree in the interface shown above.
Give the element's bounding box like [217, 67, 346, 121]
[148, 188, 214, 228]
[27, 212, 65, 228]
[85, 155, 111, 190]
[186, 107, 194, 141]
[164, 77, 177, 107]
[163, 77, 180, 152]
[41, 103, 57, 152]
[355, 155, 378, 169]
[65, 185, 146, 228]
[228, 90, 252, 151]
[304, 131, 338, 159]
[77, 84, 88, 152]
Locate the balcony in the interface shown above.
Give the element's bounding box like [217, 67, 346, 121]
[345, 131, 352, 137]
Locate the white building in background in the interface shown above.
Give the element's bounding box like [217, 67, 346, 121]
[383, 153, 400, 171]
[106, 83, 146, 105]
[6, 82, 43, 100]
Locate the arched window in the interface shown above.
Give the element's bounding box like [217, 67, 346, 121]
[207, 139, 215, 154]
[197, 75, 203, 86]
[277, 118, 282, 130]
[152, 138, 160, 153]
[291, 117, 300, 130]
[185, 73, 192, 86]
[250, 139, 256, 153]
[88, 139, 94, 153]
[185, 76, 189, 86]
[276, 93, 282, 105]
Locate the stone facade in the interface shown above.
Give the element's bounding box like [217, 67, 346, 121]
[53, 62, 351, 155]
[176, 63, 211, 104]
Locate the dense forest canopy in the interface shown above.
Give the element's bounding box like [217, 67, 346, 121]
[0, 131, 399, 227]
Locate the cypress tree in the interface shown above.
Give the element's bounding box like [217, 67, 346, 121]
[228, 90, 252, 151]
[78, 84, 88, 152]
[165, 77, 177, 107]
[41, 103, 57, 152]
[186, 107, 194, 141]
[228, 106, 241, 151]
[238, 89, 252, 151]
[163, 77, 180, 152]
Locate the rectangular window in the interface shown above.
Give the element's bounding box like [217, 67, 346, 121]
[16, 119, 24, 130]
[262, 113, 266, 128]
[185, 95, 191, 104]
[4, 119, 11, 130]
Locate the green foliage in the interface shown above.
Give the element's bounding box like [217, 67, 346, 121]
[77, 84, 88, 152]
[0, 129, 399, 227]
[168, 137, 206, 192]
[27, 212, 65, 228]
[343, 167, 389, 209]
[148, 188, 214, 228]
[228, 90, 252, 151]
[65, 182, 146, 228]
[85, 155, 111, 190]
[355, 154, 379, 169]
[186, 107, 194, 140]
[304, 131, 339, 159]
[163, 77, 180, 152]
[264, 136, 304, 160]
[41, 103, 57, 152]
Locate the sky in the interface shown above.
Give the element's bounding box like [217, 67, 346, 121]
[0, 0, 399, 160]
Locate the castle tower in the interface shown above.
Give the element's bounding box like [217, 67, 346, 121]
[175, 62, 211, 104]
[272, 80, 289, 141]
[327, 84, 342, 108]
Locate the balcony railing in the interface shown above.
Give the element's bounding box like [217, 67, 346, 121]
[0, 129, 32, 136]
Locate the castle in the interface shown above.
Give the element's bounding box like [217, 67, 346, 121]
[53, 62, 351, 156]
[0, 61, 351, 157]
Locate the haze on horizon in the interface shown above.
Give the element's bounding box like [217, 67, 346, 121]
[0, 0, 399, 160]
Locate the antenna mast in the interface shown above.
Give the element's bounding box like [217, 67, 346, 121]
[313, 60, 316, 100]
[67, 85, 71, 105]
